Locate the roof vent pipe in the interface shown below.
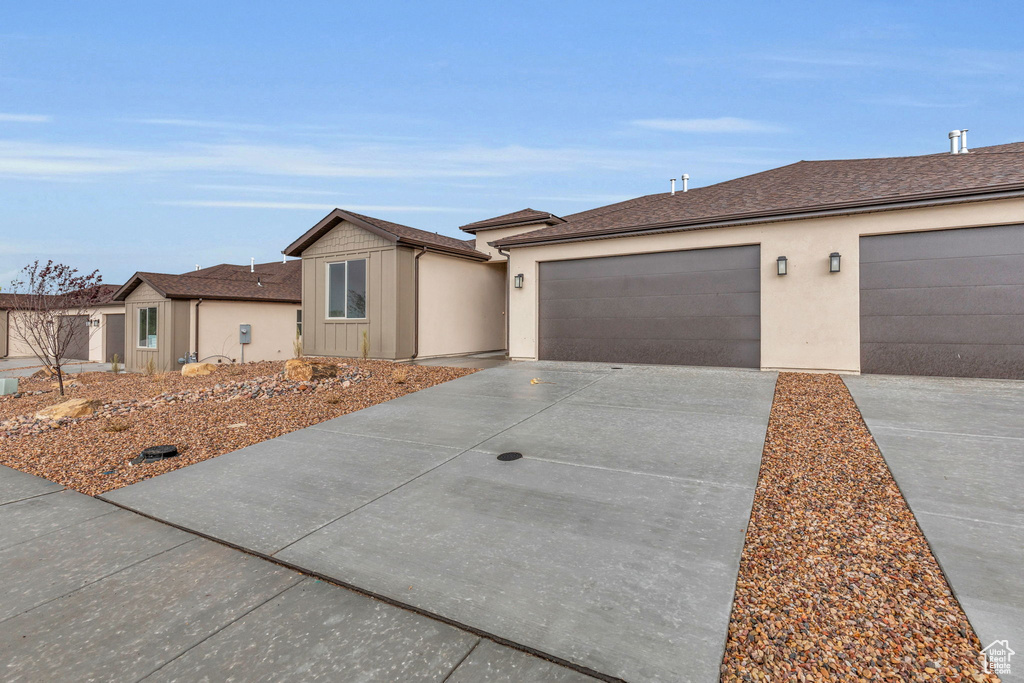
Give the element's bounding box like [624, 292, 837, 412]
[959, 128, 969, 154]
[250, 257, 255, 273]
[949, 130, 961, 154]
[682, 174, 689, 192]
[670, 178, 676, 195]
[195, 264, 200, 271]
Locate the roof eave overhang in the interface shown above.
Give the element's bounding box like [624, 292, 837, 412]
[283, 209, 399, 257]
[112, 273, 167, 301]
[459, 215, 566, 234]
[495, 186, 1024, 248]
[398, 240, 491, 261]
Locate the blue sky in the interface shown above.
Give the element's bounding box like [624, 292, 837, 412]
[2, 1, 1023, 286]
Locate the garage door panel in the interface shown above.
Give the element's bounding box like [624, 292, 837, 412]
[541, 267, 759, 300]
[861, 285, 1024, 316]
[543, 247, 759, 281]
[539, 245, 760, 367]
[860, 225, 1024, 379]
[861, 254, 1024, 290]
[543, 315, 760, 342]
[861, 223, 1024, 262]
[862, 343, 1024, 380]
[541, 337, 759, 368]
[862, 314, 1024, 345]
[542, 291, 761, 320]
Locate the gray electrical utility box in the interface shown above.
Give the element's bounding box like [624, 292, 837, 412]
[239, 324, 252, 344]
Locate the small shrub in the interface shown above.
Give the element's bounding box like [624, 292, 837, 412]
[110, 353, 121, 374]
[324, 393, 342, 405]
[360, 330, 370, 360]
[292, 334, 303, 359]
[392, 366, 409, 384]
[102, 418, 131, 433]
[143, 357, 157, 376]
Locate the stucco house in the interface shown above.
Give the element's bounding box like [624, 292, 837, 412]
[1, 285, 125, 363]
[112, 261, 301, 372]
[289, 136, 1023, 380]
[492, 137, 1024, 380]
[282, 209, 507, 360]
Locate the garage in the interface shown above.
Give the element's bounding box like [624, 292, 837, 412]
[58, 315, 90, 361]
[860, 224, 1024, 379]
[538, 245, 760, 367]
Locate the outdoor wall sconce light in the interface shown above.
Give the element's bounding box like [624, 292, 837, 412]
[776, 256, 788, 276]
[829, 252, 841, 273]
[513, 273, 524, 289]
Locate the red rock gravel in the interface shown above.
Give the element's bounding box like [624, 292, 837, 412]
[721, 373, 997, 682]
[0, 359, 475, 496]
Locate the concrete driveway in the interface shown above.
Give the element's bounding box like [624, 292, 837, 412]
[845, 373, 1024, 677]
[105, 362, 778, 682]
[0, 464, 595, 682]
[0, 357, 108, 378]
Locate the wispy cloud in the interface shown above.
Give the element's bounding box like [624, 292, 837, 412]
[158, 200, 475, 213]
[130, 118, 271, 132]
[0, 112, 51, 123]
[631, 117, 785, 133]
[191, 183, 342, 196]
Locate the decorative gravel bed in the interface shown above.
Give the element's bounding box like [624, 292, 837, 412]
[0, 359, 476, 496]
[721, 373, 996, 682]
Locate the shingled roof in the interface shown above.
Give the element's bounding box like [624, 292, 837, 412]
[0, 284, 121, 310]
[284, 209, 488, 260]
[459, 208, 565, 233]
[113, 260, 301, 303]
[495, 142, 1024, 247]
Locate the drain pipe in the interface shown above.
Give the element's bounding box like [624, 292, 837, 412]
[193, 299, 202, 364]
[498, 247, 512, 357]
[410, 247, 428, 360]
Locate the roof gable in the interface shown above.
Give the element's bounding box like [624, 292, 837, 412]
[284, 208, 490, 260]
[459, 208, 564, 233]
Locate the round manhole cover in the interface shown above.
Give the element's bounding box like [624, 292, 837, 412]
[130, 444, 179, 465]
[497, 452, 523, 462]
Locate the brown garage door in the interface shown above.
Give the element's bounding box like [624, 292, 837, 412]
[860, 224, 1024, 379]
[105, 313, 125, 362]
[538, 245, 760, 367]
[59, 315, 90, 361]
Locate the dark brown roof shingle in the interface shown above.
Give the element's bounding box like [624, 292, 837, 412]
[459, 208, 564, 233]
[114, 260, 301, 303]
[496, 143, 1024, 246]
[284, 209, 490, 260]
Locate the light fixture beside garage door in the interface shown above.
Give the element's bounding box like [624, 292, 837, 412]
[776, 256, 788, 276]
[829, 252, 841, 273]
[514, 273, 524, 289]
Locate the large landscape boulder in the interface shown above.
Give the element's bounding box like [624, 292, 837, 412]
[35, 398, 100, 420]
[182, 362, 218, 377]
[30, 367, 56, 379]
[284, 359, 338, 382]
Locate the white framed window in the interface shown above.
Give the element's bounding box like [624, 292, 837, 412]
[138, 306, 157, 348]
[326, 259, 367, 320]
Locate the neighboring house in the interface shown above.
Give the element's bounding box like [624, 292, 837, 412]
[112, 261, 301, 373]
[490, 138, 1024, 380]
[282, 209, 506, 360]
[0, 285, 125, 363]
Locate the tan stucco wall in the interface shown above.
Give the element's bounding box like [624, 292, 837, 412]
[417, 254, 505, 358]
[507, 197, 1024, 373]
[4, 304, 123, 362]
[474, 223, 552, 260]
[191, 299, 299, 364]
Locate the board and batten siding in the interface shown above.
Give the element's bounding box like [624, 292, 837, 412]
[300, 220, 414, 360]
[123, 282, 188, 372]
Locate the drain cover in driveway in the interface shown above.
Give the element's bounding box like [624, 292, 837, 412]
[130, 445, 179, 465]
[497, 452, 523, 462]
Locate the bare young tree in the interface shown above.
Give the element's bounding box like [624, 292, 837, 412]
[7, 261, 103, 396]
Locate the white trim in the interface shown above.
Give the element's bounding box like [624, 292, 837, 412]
[136, 306, 158, 349]
[324, 258, 368, 321]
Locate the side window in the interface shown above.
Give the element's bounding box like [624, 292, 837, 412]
[138, 307, 157, 348]
[326, 260, 368, 319]
[296, 309, 303, 337]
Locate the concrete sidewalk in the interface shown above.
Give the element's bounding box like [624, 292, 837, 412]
[845, 373, 1024, 681]
[0, 357, 111, 378]
[104, 362, 778, 682]
[0, 465, 595, 682]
